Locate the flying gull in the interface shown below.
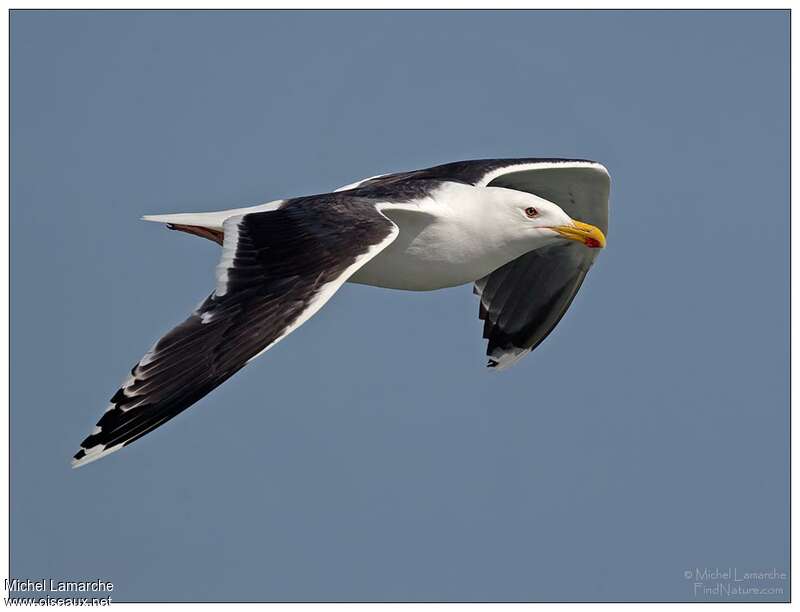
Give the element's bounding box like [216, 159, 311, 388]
[72, 157, 610, 468]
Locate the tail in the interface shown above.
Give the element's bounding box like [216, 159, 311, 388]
[142, 200, 285, 245]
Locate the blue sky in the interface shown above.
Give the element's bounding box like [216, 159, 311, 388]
[11, 10, 789, 602]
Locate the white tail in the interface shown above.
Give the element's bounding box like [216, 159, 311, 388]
[141, 199, 285, 231]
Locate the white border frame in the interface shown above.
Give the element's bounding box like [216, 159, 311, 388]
[2, 5, 792, 610]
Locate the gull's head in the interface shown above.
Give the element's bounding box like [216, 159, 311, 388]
[492, 189, 606, 250]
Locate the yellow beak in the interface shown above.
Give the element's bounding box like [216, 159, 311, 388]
[552, 220, 606, 249]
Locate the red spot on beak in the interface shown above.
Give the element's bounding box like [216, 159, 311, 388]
[585, 237, 601, 248]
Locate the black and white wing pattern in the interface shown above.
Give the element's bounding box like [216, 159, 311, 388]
[338, 158, 610, 369]
[73, 194, 398, 467]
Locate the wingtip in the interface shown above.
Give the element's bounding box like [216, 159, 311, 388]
[485, 347, 530, 371]
[71, 448, 96, 469]
[589, 161, 611, 179]
[71, 442, 124, 469]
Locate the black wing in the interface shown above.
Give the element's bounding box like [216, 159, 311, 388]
[73, 194, 398, 467]
[336, 157, 601, 191]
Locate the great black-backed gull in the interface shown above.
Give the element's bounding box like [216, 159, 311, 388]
[72, 158, 610, 467]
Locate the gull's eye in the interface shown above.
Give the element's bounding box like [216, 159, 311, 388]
[525, 207, 539, 218]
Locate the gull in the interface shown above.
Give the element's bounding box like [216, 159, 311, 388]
[72, 157, 610, 467]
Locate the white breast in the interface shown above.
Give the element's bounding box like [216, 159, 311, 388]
[350, 183, 524, 291]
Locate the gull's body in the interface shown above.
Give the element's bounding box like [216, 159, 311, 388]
[73, 158, 610, 467]
[353, 182, 574, 291]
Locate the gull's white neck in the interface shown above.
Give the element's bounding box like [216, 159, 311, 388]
[351, 182, 551, 291]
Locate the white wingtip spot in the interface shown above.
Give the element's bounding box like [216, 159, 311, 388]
[71, 442, 125, 469]
[486, 347, 530, 371]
